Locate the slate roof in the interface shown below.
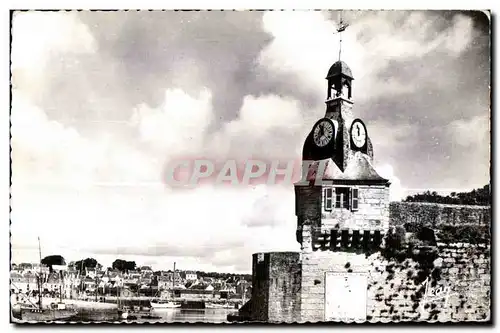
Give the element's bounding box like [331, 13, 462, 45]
[306, 152, 389, 185]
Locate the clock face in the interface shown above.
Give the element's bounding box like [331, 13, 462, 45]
[313, 119, 335, 147]
[351, 120, 367, 149]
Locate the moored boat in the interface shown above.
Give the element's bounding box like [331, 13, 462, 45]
[205, 302, 231, 309]
[20, 302, 77, 322]
[17, 237, 78, 322]
[150, 300, 181, 309]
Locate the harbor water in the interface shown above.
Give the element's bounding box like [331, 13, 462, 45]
[70, 308, 237, 323]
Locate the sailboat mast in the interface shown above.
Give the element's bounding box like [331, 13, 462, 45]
[117, 279, 120, 309]
[172, 262, 176, 299]
[37, 237, 42, 310]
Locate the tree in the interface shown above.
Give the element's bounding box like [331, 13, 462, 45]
[18, 263, 33, 270]
[404, 184, 490, 206]
[41, 255, 66, 272]
[112, 259, 136, 273]
[74, 258, 100, 274]
[151, 276, 159, 287]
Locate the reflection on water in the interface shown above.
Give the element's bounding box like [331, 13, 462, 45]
[132, 308, 235, 323]
[12, 301, 238, 323]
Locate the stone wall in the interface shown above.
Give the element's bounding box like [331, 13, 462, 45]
[365, 242, 490, 322]
[267, 252, 302, 323]
[321, 185, 390, 231]
[300, 232, 371, 322]
[249, 253, 270, 321]
[245, 202, 491, 323]
[390, 202, 490, 227]
[295, 185, 390, 242]
[248, 252, 301, 322]
[297, 202, 491, 323]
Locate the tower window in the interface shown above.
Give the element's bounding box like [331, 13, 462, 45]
[335, 187, 350, 209]
[324, 187, 359, 211]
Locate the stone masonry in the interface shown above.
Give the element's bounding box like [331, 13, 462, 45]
[239, 202, 490, 323]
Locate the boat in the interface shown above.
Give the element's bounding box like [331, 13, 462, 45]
[19, 237, 78, 322]
[140, 314, 161, 320]
[137, 308, 161, 320]
[21, 302, 78, 322]
[205, 302, 231, 309]
[119, 309, 129, 320]
[150, 261, 182, 310]
[117, 283, 129, 320]
[150, 300, 181, 309]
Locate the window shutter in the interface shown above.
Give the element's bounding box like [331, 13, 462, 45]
[324, 188, 333, 211]
[351, 188, 359, 211]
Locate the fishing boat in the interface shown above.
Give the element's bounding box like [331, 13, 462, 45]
[21, 302, 78, 322]
[150, 300, 181, 309]
[19, 238, 78, 322]
[150, 261, 181, 309]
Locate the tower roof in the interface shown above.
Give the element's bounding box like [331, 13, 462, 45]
[301, 152, 389, 185]
[326, 60, 353, 80]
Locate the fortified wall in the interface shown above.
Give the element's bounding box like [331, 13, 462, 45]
[238, 202, 491, 323]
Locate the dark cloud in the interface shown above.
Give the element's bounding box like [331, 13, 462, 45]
[79, 11, 272, 126]
[354, 28, 489, 190]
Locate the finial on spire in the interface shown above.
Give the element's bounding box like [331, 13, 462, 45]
[334, 11, 350, 61]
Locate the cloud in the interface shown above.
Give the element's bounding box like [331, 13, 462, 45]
[11, 11, 96, 95]
[11, 89, 301, 273]
[258, 11, 475, 102]
[11, 93, 98, 190]
[375, 164, 405, 201]
[448, 115, 490, 147]
[132, 88, 213, 156]
[368, 120, 419, 151]
[217, 95, 306, 160]
[11, 12, 96, 70]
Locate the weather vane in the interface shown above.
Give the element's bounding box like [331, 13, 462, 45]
[334, 11, 350, 61]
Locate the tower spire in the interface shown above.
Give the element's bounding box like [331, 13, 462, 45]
[335, 11, 349, 61]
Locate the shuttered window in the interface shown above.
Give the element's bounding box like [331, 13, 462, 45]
[325, 187, 358, 211]
[351, 188, 359, 211]
[324, 187, 333, 211]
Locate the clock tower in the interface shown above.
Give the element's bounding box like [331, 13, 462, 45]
[296, 57, 390, 240]
[303, 60, 374, 171]
[294, 19, 391, 322]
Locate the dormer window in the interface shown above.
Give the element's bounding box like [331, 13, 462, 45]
[324, 186, 359, 212]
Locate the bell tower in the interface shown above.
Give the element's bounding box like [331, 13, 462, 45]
[294, 14, 392, 322]
[295, 14, 390, 248]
